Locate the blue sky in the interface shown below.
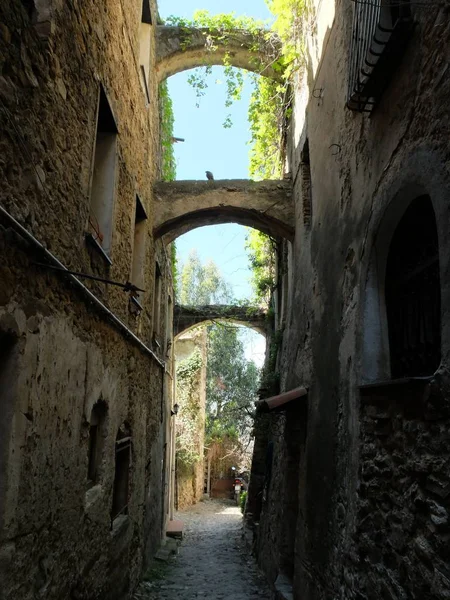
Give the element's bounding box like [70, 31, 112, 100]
[158, 0, 271, 364]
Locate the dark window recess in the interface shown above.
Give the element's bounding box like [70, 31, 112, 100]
[87, 401, 107, 487]
[152, 262, 162, 343]
[88, 86, 118, 257]
[87, 425, 99, 482]
[385, 195, 441, 378]
[347, 0, 413, 112]
[141, 0, 152, 24]
[301, 140, 312, 227]
[111, 424, 131, 521]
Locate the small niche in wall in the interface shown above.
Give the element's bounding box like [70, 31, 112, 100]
[87, 400, 108, 488]
[111, 422, 132, 523]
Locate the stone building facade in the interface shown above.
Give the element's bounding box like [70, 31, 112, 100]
[248, 2, 450, 600]
[0, 1, 174, 598]
[2, 0, 450, 598]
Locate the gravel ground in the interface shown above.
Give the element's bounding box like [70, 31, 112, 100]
[134, 499, 272, 600]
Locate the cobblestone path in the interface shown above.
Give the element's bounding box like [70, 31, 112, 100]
[134, 499, 272, 600]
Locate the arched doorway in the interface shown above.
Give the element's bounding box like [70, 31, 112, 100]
[385, 195, 441, 378]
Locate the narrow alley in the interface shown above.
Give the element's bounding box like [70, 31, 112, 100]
[134, 500, 272, 600]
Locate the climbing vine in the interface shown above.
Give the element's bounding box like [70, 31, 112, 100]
[163, 5, 309, 178]
[159, 81, 176, 181]
[164, 11, 281, 129]
[245, 229, 277, 307]
[248, 77, 288, 180]
[176, 349, 204, 469]
[266, 0, 311, 76]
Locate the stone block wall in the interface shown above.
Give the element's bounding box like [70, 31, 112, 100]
[0, 0, 173, 598]
[355, 378, 450, 599]
[251, 1, 450, 599]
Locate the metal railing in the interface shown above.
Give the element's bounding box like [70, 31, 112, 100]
[347, 0, 412, 112]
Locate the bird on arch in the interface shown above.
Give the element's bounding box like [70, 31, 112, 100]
[205, 170, 214, 181]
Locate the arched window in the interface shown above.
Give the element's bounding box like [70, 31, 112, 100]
[111, 422, 132, 521]
[385, 195, 441, 378]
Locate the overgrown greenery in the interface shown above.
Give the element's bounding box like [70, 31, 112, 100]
[163, 4, 308, 179]
[176, 349, 204, 469]
[266, 0, 310, 76]
[179, 249, 233, 305]
[158, 81, 176, 182]
[178, 252, 260, 445]
[240, 490, 248, 513]
[206, 323, 259, 441]
[245, 229, 277, 307]
[248, 77, 287, 180]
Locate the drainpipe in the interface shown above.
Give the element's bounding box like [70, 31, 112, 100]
[169, 348, 177, 521]
[0, 205, 164, 369]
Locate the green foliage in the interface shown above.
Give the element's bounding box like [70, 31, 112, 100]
[176, 349, 204, 468]
[177, 253, 261, 444]
[179, 249, 233, 305]
[165, 10, 268, 34]
[206, 323, 260, 440]
[265, 0, 310, 75]
[164, 11, 272, 128]
[158, 81, 176, 182]
[248, 77, 288, 180]
[245, 229, 276, 306]
[240, 490, 248, 513]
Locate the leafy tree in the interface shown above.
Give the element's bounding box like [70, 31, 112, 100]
[206, 323, 259, 440]
[179, 249, 233, 305]
[177, 251, 261, 442]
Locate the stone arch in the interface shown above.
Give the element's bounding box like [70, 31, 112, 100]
[155, 26, 282, 83]
[153, 180, 294, 244]
[173, 305, 268, 338]
[360, 149, 450, 383]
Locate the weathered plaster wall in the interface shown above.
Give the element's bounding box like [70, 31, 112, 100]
[0, 0, 173, 598]
[254, 1, 450, 599]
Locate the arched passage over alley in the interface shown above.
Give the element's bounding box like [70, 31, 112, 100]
[155, 26, 282, 82]
[174, 304, 268, 338]
[153, 179, 294, 243]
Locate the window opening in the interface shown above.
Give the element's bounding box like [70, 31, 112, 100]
[385, 195, 441, 378]
[152, 262, 162, 344]
[301, 140, 312, 227]
[88, 86, 118, 258]
[131, 196, 147, 305]
[139, 1, 152, 103]
[111, 423, 132, 521]
[87, 401, 107, 487]
[347, 0, 412, 112]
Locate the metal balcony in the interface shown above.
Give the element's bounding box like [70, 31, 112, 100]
[347, 0, 413, 112]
